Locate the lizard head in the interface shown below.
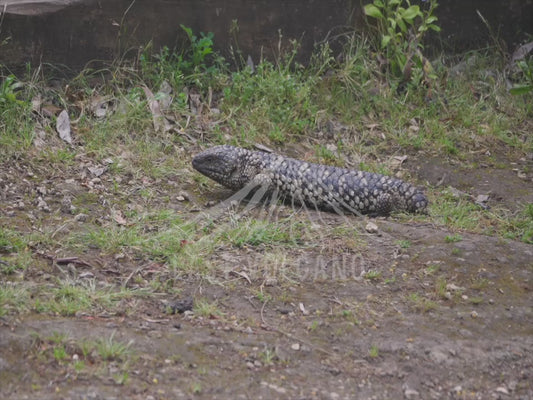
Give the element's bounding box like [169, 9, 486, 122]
[192, 145, 260, 190]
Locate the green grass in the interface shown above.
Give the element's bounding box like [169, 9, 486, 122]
[32, 280, 138, 317]
[0, 283, 31, 316]
[368, 344, 379, 358]
[96, 331, 133, 361]
[0, 84, 34, 158]
[0, 226, 27, 253]
[445, 233, 463, 243]
[193, 298, 223, 318]
[364, 270, 382, 280]
[408, 293, 438, 313]
[223, 218, 302, 248]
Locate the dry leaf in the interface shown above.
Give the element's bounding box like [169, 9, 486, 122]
[88, 165, 107, 177]
[112, 209, 127, 226]
[56, 110, 72, 144]
[299, 302, 309, 315]
[142, 86, 164, 132]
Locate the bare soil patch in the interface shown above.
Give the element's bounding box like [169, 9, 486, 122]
[0, 150, 532, 400]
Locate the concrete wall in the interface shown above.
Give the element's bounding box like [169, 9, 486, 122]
[0, 0, 531, 73]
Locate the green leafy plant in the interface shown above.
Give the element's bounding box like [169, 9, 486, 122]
[180, 24, 215, 73]
[139, 25, 221, 90]
[0, 75, 24, 109]
[510, 58, 533, 95]
[364, 0, 440, 82]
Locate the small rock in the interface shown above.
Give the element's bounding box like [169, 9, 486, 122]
[291, 343, 300, 351]
[470, 311, 478, 318]
[167, 296, 194, 314]
[458, 328, 473, 337]
[246, 361, 255, 369]
[147, 330, 162, 338]
[264, 277, 278, 286]
[176, 195, 185, 201]
[365, 221, 379, 234]
[299, 302, 309, 315]
[475, 194, 490, 208]
[37, 196, 50, 212]
[74, 213, 88, 222]
[429, 348, 449, 364]
[517, 171, 527, 180]
[495, 386, 509, 395]
[253, 360, 262, 367]
[404, 388, 420, 399]
[452, 385, 463, 393]
[446, 283, 465, 291]
[326, 143, 338, 153]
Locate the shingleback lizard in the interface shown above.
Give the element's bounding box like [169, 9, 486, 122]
[192, 145, 428, 216]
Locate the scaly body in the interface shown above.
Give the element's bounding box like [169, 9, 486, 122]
[192, 145, 428, 215]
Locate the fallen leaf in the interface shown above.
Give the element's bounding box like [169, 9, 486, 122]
[157, 80, 173, 110]
[142, 86, 164, 132]
[391, 155, 408, 168]
[87, 165, 107, 177]
[31, 95, 42, 113]
[299, 302, 309, 315]
[56, 110, 72, 144]
[112, 209, 128, 226]
[511, 41, 533, 63]
[90, 95, 114, 119]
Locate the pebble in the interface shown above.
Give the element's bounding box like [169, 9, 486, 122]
[470, 311, 478, 318]
[74, 213, 88, 222]
[404, 388, 420, 399]
[495, 386, 509, 395]
[246, 361, 255, 369]
[37, 196, 50, 212]
[177, 191, 189, 201]
[291, 343, 300, 351]
[167, 297, 194, 314]
[365, 222, 379, 234]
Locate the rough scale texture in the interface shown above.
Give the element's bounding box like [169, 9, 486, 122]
[192, 145, 428, 215]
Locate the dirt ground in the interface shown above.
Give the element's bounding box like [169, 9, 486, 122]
[0, 146, 532, 400]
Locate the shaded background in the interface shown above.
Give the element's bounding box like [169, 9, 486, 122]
[0, 0, 532, 73]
